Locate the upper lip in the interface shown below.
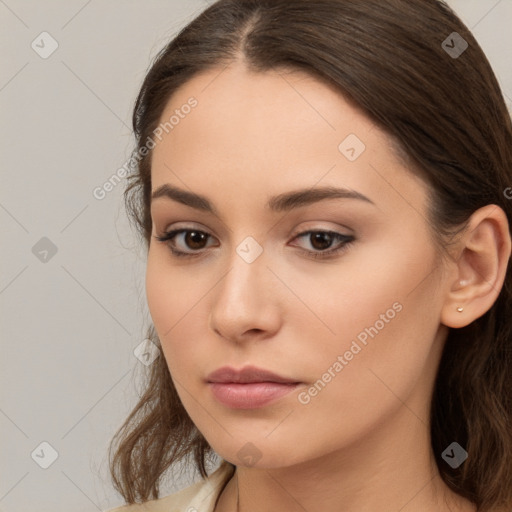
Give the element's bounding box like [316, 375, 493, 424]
[206, 365, 299, 384]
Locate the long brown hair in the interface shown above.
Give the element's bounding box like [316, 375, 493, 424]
[108, 1, 512, 509]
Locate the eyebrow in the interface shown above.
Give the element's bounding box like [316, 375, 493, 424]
[151, 184, 375, 215]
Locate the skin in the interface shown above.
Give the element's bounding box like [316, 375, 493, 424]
[146, 61, 511, 512]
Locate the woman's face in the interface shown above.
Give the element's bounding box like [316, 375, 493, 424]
[146, 63, 451, 468]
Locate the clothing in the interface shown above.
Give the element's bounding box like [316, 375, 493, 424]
[106, 460, 236, 512]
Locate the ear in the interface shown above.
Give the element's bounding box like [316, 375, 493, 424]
[441, 204, 511, 329]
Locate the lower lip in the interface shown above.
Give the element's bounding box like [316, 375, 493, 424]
[208, 382, 300, 409]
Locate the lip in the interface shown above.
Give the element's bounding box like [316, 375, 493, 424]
[206, 365, 301, 409]
[208, 382, 300, 409]
[206, 365, 299, 384]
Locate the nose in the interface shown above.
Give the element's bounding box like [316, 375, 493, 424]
[208, 242, 282, 344]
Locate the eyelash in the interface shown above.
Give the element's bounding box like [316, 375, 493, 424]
[153, 228, 355, 261]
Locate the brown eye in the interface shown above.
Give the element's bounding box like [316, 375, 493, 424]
[291, 230, 355, 261]
[154, 228, 215, 258]
[184, 231, 209, 250]
[309, 232, 335, 250]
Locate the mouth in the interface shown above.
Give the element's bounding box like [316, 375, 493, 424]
[207, 381, 301, 409]
[206, 365, 302, 409]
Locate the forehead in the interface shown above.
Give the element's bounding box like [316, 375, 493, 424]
[150, 62, 427, 216]
[153, 63, 370, 160]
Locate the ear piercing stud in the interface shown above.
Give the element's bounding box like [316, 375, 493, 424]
[457, 280, 466, 312]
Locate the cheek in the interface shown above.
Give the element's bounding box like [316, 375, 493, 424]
[145, 252, 212, 377]
[145, 250, 199, 331]
[292, 299, 441, 456]
[287, 235, 431, 347]
[143, 234, 444, 462]
[294, 242, 442, 421]
[146, 253, 174, 332]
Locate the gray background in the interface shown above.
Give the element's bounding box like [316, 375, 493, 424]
[1, 1, 511, 511]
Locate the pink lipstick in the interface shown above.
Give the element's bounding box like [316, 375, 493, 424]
[206, 365, 301, 409]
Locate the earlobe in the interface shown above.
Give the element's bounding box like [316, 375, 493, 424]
[441, 205, 511, 329]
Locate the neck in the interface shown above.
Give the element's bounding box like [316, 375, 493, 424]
[215, 404, 476, 512]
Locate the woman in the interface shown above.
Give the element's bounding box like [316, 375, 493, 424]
[107, 0, 512, 511]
